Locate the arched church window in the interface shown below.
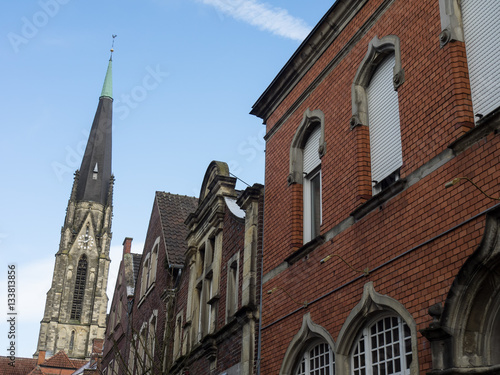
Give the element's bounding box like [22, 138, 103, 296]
[352, 316, 411, 375]
[69, 330, 75, 352]
[295, 341, 334, 375]
[71, 255, 88, 320]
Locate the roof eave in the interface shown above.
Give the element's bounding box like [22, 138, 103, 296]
[250, 0, 366, 123]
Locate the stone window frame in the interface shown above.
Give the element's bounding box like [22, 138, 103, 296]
[280, 312, 336, 375]
[149, 237, 160, 286]
[438, 0, 464, 47]
[425, 212, 500, 369]
[138, 322, 148, 373]
[288, 109, 326, 186]
[225, 252, 240, 322]
[191, 230, 221, 344]
[69, 330, 75, 354]
[336, 282, 419, 375]
[173, 310, 184, 360]
[139, 255, 150, 299]
[350, 35, 404, 130]
[70, 254, 88, 321]
[146, 311, 158, 372]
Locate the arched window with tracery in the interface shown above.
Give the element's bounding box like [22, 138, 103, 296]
[352, 315, 411, 375]
[71, 255, 88, 321]
[295, 341, 335, 375]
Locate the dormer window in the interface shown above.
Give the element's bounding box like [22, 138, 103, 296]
[93, 163, 98, 180]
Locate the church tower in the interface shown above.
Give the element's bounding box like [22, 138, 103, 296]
[35, 54, 114, 360]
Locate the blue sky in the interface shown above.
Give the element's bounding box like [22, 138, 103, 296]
[0, 0, 333, 359]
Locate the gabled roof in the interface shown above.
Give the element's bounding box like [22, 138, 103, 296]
[155, 192, 198, 266]
[41, 351, 76, 369]
[0, 356, 37, 375]
[25, 351, 88, 375]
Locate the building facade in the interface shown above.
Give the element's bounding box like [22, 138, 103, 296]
[101, 161, 264, 375]
[169, 161, 263, 375]
[36, 57, 114, 360]
[101, 238, 141, 375]
[251, 0, 500, 374]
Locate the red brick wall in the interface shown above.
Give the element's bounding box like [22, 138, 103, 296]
[128, 199, 173, 374]
[259, 0, 499, 373]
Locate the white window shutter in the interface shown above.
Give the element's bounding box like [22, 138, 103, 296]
[367, 54, 402, 184]
[462, 0, 500, 119]
[303, 126, 321, 175]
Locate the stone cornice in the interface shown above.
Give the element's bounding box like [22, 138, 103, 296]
[251, 0, 368, 123]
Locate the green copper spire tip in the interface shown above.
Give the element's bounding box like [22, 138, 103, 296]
[100, 59, 113, 99]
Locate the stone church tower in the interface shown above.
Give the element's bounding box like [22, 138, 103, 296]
[35, 56, 114, 360]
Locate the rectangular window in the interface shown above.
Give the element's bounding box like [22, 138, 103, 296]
[226, 258, 238, 320]
[173, 312, 183, 359]
[310, 171, 321, 238]
[304, 169, 322, 242]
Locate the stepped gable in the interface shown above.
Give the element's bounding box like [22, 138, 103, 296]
[155, 192, 198, 266]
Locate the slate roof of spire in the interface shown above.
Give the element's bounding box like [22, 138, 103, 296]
[75, 58, 113, 206]
[155, 192, 198, 267]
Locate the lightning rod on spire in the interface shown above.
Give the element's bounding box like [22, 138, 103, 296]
[110, 34, 117, 60]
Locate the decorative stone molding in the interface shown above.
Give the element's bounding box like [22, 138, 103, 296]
[430, 208, 500, 370]
[438, 0, 464, 47]
[279, 313, 336, 375]
[336, 282, 419, 375]
[289, 109, 326, 185]
[351, 35, 404, 129]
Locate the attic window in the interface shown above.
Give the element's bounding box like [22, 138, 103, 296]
[93, 163, 98, 180]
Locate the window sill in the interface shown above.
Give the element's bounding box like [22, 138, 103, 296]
[137, 282, 155, 308]
[449, 105, 500, 154]
[285, 235, 326, 265]
[350, 178, 406, 221]
[207, 294, 220, 305]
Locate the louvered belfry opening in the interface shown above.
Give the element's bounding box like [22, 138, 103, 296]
[71, 255, 88, 320]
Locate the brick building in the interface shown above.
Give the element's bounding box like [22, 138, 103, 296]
[101, 161, 263, 375]
[169, 161, 263, 375]
[251, 1, 500, 374]
[101, 238, 141, 374]
[102, 191, 198, 375]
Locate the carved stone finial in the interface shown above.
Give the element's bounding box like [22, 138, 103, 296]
[429, 303, 443, 321]
[393, 70, 405, 90]
[318, 144, 325, 157]
[350, 116, 360, 130]
[439, 29, 452, 48]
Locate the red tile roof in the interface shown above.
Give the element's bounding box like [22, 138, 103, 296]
[42, 351, 75, 369]
[0, 356, 37, 375]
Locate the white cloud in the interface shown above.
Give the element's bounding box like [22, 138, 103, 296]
[199, 0, 311, 41]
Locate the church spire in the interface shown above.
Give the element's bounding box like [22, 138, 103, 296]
[75, 51, 113, 206]
[100, 58, 112, 99]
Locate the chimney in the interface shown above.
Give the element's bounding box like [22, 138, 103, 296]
[37, 350, 46, 365]
[122, 237, 133, 255]
[92, 338, 104, 356]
